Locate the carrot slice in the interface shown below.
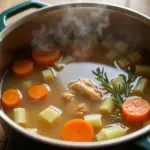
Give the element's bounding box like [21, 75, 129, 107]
[2, 89, 21, 108]
[122, 98, 150, 123]
[28, 85, 48, 100]
[62, 119, 94, 142]
[12, 59, 34, 76]
[32, 47, 61, 65]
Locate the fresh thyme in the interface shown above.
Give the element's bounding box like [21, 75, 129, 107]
[92, 67, 135, 121]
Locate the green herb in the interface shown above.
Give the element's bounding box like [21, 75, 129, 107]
[122, 68, 135, 97]
[92, 68, 124, 109]
[111, 112, 123, 121]
[92, 67, 135, 121]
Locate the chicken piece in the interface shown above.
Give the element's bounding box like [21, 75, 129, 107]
[68, 80, 101, 101]
[62, 92, 75, 102]
[76, 103, 89, 117]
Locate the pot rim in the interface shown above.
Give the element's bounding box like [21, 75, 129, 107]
[0, 2, 150, 148]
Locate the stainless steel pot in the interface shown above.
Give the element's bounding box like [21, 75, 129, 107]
[0, 1, 150, 149]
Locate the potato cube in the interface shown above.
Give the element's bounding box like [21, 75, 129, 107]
[84, 114, 102, 128]
[42, 69, 54, 82]
[99, 97, 115, 114]
[26, 128, 38, 135]
[111, 76, 125, 92]
[13, 108, 26, 125]
[39, 106, 62, 124]
[114, 41, 128, 54]
[128, 52, 142, 64]
[117, 58, 130, 69]
[96, 125, 127, 141]
[53, 62, 65, 71]
[62, 55, 75, 64]
[101, 40, 113, 49]
[133, 78, 148, 96]
[23, 80, 33, 89]
[135, 65, 150, 76]
[105, 50, 118, 60]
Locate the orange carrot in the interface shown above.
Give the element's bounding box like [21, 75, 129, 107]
[62, 119, 94, 142]
[12, 59, 34, 76]
[2, 89, 21, 108]
[122, 98, 150, 123]
[28, 85, 48, 100]
[32, 47, 61, 66]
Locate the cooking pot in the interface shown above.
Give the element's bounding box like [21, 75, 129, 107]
[0, 1, 149, 149]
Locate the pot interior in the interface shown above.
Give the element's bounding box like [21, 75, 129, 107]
[0, 3, 150, 146]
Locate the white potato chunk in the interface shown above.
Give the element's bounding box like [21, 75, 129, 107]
[133, 78, 148, 96]
[99, 97, 115, 114]
[13, 108, 26, 125]
[117, 58, 130, 69]
[22, 80, 33, 89]
[101, 40, 113, 49]
[39, 106, 62, 124]
[135, 65, 150, 76]
[114, 40, 128, 54]
[105, 50, 118, 60]
[62, 55, 75, 64]
[111, 76, 125, 92]
[84, 114, 102, 128]
[127, 52, 142, 64]
[53, 62, 65, 71]
[26, 128, 38, 135]
[96, 124, 127, 141]
[42, 69, 54, 82]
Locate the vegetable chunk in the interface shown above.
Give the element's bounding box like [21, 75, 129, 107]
[96, 124, 127, 141]
[127, 52, 142, 64]
[117, 58, 130, 69]
[12, 59, 34, 76]
[135, 65, 150, 76]
[26, 128, 38, 135]
[62, 55, 75, 64]
[133, 78, 148, 96]
[111, 76, 125, 92]
[39, 106, 62, 124]
[99, 97, 115, 114]
[84, 114, 102, 128]
[2, 89, 21, 108]
[53, 62, 65, 71]
[13, 108, 26, 125]
[122, 98, 150, 123]
[28, 85, 48, 100]
[32, 47, 60, 65]
[62, 119, 94, 142]
[42, 69, 54, 82]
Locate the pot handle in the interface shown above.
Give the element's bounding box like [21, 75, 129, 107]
[135, 133, 150, 150]
[0, 0, 49, 31]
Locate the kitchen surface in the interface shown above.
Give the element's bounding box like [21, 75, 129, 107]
[0, 0, 150, 150]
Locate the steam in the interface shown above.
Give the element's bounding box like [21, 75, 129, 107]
[32, 6, 110, 60]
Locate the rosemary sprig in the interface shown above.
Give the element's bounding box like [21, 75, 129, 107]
[92, 68, 124, 108]
[92, 67, 135, 121]
[122, 68, 135, 97]
[111, 112, 123, 121]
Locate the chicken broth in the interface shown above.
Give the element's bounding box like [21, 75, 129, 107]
[1, 41, 150, 142]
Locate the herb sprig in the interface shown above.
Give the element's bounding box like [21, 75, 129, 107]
[92, 67, 135, 121]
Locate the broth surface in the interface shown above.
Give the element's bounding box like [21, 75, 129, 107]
[2, 61, 144, 140]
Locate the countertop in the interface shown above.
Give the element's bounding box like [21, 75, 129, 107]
[0, 0, 150, 25]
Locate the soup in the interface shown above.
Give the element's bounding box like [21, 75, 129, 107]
[1, 38, 150, 142]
